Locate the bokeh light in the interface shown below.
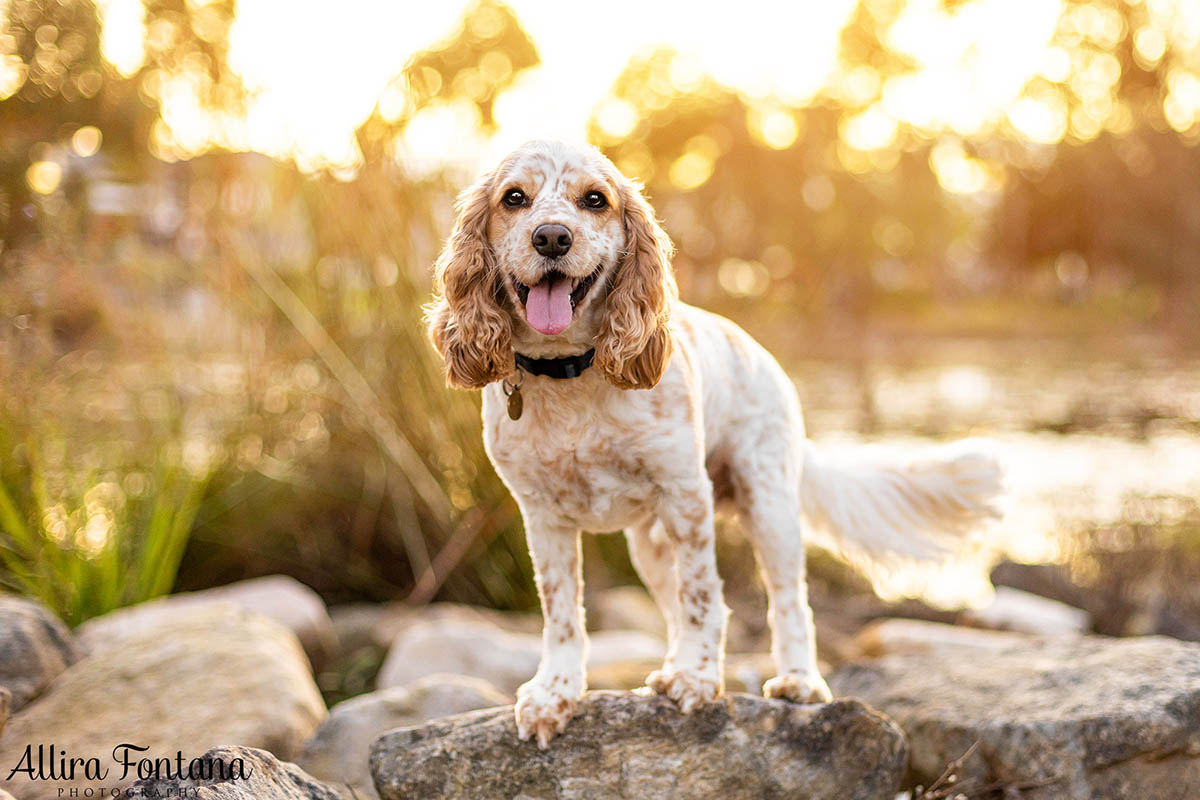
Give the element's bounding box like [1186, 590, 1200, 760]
[26, 160, 62, 194]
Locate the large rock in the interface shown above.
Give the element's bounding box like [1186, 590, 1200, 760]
[853, 617, 1034, 658]
[370, 692, 907, 800]
[299, 674, 510, 799]
[371, 602, 541, 648]
[963, 585, 1091, 635]
[830, 635, 1200, 800]
[77, 575, 337, 667]
[376, 618, 664, 695]
[0, 605, 327, 800]
[0, 594, 80, 710]
[129, 745, 346, 799]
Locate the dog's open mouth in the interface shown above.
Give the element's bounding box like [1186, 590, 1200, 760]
[513, 266, 601, 335]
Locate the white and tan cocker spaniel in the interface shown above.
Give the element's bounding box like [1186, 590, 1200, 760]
[427, 140, 1003, 747]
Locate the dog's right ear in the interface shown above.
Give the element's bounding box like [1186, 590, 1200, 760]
[425, 171, 513, 389]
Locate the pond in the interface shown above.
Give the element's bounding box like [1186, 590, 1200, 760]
[790, 348, 1200, 607]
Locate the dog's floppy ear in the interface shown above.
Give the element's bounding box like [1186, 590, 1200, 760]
[426, 171, 513, 389]
[594, 177, 677, 390]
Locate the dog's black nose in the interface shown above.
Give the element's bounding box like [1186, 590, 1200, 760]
[531, 223, 572, 258]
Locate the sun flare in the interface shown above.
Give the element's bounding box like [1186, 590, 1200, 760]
[86, 0, 1113, 176]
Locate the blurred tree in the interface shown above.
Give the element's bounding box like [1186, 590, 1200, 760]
[987, 0, 1200, 336]
[356, 0, 539, 165]
[0, 0, 243, 244]
[141, 0, 240, 111]
[0, 0, 109, 240]
[589, 46, 966, 329]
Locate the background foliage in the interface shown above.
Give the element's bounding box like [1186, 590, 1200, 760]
[1, 0, 1198, 622]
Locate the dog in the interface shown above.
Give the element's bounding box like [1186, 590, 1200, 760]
[426, 140, 1003, 747]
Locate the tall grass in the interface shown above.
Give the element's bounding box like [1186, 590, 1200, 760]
[174, 161, 535, 608]
[0, 154, 537, 618]
[0, 447, 208, 625]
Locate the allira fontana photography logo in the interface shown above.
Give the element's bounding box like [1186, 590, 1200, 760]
[6, 743, 253, 784]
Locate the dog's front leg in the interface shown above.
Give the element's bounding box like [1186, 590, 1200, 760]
[514, 512, 587, 748]
[646, 495, 727, 712]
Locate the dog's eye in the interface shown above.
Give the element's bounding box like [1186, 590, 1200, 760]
[582, 191, 608, 210]
[502, 189, 527, 208]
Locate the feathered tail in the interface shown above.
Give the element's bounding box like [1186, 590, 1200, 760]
[800, 440, 1004, 566]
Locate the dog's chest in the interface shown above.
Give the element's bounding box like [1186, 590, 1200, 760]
[484, 390, 658, 530]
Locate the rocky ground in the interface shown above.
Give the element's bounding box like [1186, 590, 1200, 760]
[0, 575, 1198, 799]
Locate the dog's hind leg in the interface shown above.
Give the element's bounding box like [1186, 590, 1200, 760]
[625, 518, 680, 653]
[736, 455, 833, 704]
[644, 492, 728, 712]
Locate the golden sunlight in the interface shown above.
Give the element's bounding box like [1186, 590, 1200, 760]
[91, 0, 859, 172]
[85, 0, 1126, 176]
[882, 0, 1063, 135]
[97, 0, 145, 76]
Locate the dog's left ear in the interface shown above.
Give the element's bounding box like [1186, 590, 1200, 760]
[594, 177, 677, 390]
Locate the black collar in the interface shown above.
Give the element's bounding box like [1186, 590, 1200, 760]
[514, 348, 595, 379]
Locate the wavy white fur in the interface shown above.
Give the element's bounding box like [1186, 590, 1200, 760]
[802, 441, 1003, 565]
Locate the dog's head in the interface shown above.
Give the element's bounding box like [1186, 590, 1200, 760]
[426, 140, 677, 390]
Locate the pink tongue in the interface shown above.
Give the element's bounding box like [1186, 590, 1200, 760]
[525, 275, 573, 335]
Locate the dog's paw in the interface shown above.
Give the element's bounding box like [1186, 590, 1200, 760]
[646, 665, 721, 713]
[515, 677, 582, 749]
[763, 671, 832, 704]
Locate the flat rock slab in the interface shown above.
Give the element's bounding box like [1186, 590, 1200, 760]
[1, 605, 326, 800]
[853, 617, 1033, 659]
[369, 692, 907, 800]
[129, 746, 347, 799]
[78, 575, 337, 667]
[830, 635, 1200, 800]
[0, 594, 80, 710]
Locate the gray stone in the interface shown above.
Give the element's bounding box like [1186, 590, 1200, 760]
[129, 745, 347, 799]
[853, 617, 1035, 658]
[77, 575, 337, 668]
[376, 617, 664, 695]
[0, 605, 327, 800]
[830, 635, 1200, 800]
[371, 602, 541, 649]
[299, 674, 510, 799]
[369, 692, 907, 800]
[0, 594, 80, 710]
[963, 585, 1091, 635]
